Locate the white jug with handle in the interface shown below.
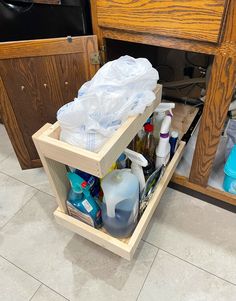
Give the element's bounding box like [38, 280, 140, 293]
[101, 169, 139, 238]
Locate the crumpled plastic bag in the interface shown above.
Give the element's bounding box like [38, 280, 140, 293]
[57, 55, 159, 152]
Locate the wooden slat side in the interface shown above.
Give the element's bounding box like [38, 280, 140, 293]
[33, 124, 69, 213]
[128, 141, 186, 258]
[54, 209, 132, 260]
[36, 136, 101, 177]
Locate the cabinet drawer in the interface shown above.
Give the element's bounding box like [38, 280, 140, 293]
[54, 141, 185, 260]
[96, 0, 228, 43]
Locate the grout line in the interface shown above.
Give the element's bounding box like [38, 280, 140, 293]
[38, 284, 70, 301]
[0, 254, 70, 301]
[144, 240, 236, 287]
[136, 248, 159, 301]
[29, 284, 42, 301]
[0, 169, 55, 198]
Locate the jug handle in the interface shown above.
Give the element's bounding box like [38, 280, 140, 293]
[104, 196, 123, 218]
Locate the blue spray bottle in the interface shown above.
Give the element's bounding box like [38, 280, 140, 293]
[67, 172, 102, 228]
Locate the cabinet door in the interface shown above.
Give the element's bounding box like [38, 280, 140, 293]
[0, 36, 99, 169]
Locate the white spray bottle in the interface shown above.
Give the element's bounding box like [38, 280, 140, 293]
[124, 148, 148, 192]
[155, 103, 175, 169]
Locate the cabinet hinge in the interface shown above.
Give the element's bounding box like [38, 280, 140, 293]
[90, 52, 101, 65]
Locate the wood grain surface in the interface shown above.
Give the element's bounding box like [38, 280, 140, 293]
[0, 77, 33, 169]
[189, 0, 236, 186]
[97, 0, 228, 43]
[0, 36, 99, 169]
[0, 36, 90, 60]
[172, 174, 236, 206]
[102, 28, 218, 55]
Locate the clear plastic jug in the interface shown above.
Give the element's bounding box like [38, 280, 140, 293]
[101, 169, 139, 238]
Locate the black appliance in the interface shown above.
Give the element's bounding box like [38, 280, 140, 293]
[0, 0, 92, 42]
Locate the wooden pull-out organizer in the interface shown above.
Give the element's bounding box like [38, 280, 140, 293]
[33, 84, 185, 260]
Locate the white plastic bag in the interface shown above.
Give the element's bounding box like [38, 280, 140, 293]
[57, 55, 159, 152]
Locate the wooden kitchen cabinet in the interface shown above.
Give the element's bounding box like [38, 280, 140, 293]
[91, 0, 236, 206]
[0, 36, 99, 169]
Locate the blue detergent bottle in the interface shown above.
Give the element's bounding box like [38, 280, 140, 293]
[223, 144, 236, 194]
[67, 172, 102, 228]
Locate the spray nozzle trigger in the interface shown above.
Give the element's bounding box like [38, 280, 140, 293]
[154, 102, 175, 113]
[124, 148, 148, 167]
[67, 172, 91, 198]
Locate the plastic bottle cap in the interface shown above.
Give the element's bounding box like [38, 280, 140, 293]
[171, 131, 179, 138]
[144, 123, 154, 132]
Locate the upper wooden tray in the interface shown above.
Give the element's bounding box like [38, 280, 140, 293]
[33, 84, 162, 178]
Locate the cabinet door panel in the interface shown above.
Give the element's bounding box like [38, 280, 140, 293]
[0, 36, 99, 169]
[97, 0, 228, 43]
[54, 53, 87, 102]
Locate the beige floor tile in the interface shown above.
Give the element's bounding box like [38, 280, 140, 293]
[0, 124, 14, 163]
[31, 285, 67, 301]
[143, 188, 236, 284]
[0, 191, 157, 301]
[0, 256, 40, 301]
[0, 153, 53, 196]
[0, 173, 37, 227]
[138, 250, 236, 301]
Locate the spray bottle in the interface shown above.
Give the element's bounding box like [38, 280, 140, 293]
[155, 103, 175, 169]
[153, 103, 175, 141]
[67, 172, 102, 228]
[124, 148, 148, 192]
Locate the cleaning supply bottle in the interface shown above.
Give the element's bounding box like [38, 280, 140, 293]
[155, 103, 175, 169]
[67, 172, 102, 228]
[142, 123, 156, 158]
[124, 148, 148, 192]
[153, 111, 165, 142]
[75, 169, 100, 199]
[141, 123, 156, 179]
[132, 128, 145, 153]
[101, 169, 139, 238]
[153, 103, 175, 142]
[223, 145, 236, 194]
[169, 130, 179, 159]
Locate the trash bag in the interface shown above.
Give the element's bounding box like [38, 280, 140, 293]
[57, 55, 159, 152]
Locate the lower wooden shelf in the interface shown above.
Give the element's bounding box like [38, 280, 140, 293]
[53, 141, 185, 260]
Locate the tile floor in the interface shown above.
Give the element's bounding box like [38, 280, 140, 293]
[0, 123, 236, 301]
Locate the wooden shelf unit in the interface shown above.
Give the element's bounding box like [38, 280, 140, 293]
[33, 115, 185, 260]
[32, 85, 186, 259]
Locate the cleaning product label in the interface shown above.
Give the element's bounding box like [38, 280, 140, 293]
[82, 200, 93, 213]
[67, 201, 95, 227]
